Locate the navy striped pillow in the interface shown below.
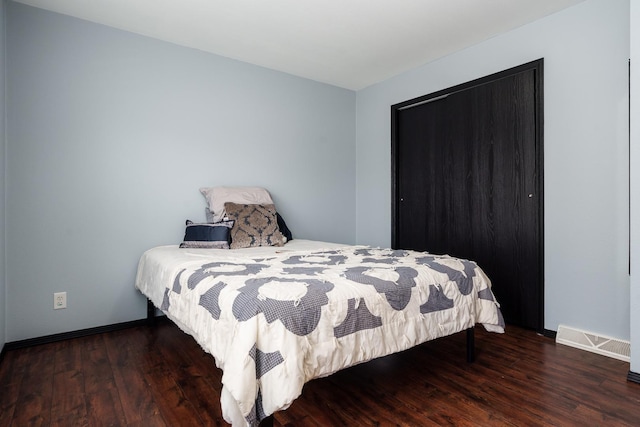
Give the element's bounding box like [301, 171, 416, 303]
[179, 220, 234, 249]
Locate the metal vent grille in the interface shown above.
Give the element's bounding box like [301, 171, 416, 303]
[556, 325, 630, 362]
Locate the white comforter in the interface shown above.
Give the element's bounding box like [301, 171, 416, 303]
[135, 240, 504, 426]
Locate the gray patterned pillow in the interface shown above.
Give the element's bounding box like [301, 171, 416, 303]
[224, 203, 286, 249]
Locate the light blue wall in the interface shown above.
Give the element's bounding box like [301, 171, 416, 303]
[3, 0, 634, 350]
[630, 0, 639, 373]
[5, 2, 355, 341]
[0, 0, 6, 351]
[355, 0, 630, 339]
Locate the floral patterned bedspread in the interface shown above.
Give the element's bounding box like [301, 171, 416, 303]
[135, 241, 504, 426]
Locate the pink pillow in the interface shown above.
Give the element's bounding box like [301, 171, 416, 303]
[199, 186, 273, 222]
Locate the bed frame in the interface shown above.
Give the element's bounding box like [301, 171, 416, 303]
[145, 298, 476, 426]
[147, 299, 475, 427]
[145, 299, 475, 361]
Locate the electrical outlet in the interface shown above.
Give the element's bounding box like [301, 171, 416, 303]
[54, 292, 67, 309]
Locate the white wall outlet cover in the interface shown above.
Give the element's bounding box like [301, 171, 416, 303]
[54, 292, 67, 309]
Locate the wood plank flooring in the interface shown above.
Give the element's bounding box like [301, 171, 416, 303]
[1, 320, 639, 426]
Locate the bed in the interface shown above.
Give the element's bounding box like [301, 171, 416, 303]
[134, 187, 505, 427]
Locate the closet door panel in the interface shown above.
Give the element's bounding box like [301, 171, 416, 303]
[393, 64, 542, 330]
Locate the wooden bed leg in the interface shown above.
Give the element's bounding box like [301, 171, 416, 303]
[146, 299, 157, 326]
[466, 327, 475, 363]
[259, 415, 274, 427]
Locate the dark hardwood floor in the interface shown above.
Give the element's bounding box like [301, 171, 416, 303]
[1, 319, 639, 426]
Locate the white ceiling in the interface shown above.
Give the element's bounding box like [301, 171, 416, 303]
[14, 0, 584, 90]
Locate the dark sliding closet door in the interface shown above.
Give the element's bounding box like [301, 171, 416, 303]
[392, 61, 543, 331]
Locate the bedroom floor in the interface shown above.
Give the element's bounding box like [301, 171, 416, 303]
[1, 320, 638, 426]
